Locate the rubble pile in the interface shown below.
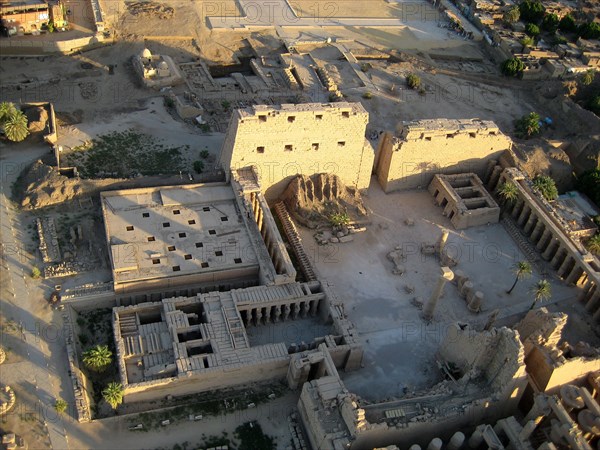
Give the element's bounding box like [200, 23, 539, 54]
[281, 173, 369, 229]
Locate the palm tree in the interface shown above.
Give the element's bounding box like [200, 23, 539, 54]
[54, 398, 67, 414]
[82, 345, 112, 372]
[507, 261, 532, 294]
[102, 382, 124, 409]
[3, 109, 29, 142]
[0, 102, 17, 122]
[587, 234, 600, 255]
[529, 279, 552, 310]
[497, 181, 519, 206]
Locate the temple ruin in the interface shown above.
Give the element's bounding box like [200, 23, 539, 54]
[218, 102, 374, 201]
[375, 118, 512, 192]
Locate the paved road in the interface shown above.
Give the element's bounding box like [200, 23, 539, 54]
[0, 144, 69, 450]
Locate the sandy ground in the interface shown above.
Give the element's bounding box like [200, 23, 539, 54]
[59, 96, 225, 168]
[298, 177, 584, 402]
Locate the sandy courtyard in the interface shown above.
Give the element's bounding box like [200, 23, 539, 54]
[298, 177, 577, 402]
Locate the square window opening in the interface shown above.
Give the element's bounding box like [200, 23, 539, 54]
[257, 146, 265, 154]
[179, 232, 187, 238]
[126, 226, 134, 231]
[163, 222, 170, 228]
[148, 236, 156, 242]
[168, 246, 176, 251]
[188, 219, 196, 225]
[184, 254, 192, 260]
[215, 250, 223, 256]
[142, 213, 150, 218]
[152, 258, 160, 265]
[172, 266, 181, 272]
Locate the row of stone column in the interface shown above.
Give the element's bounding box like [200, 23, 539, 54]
[239, 300, 319, 327]
[579, 283, 600, 322]
[503, 192, 585, 286]
[251, 192, 285, 275]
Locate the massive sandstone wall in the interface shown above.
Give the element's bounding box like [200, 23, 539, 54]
[219, 103, 374, 201]
[376, 119, 512, 193]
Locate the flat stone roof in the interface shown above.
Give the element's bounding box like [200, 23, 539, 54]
[101, 183, 258, 285]
[235, 102, 367, 119]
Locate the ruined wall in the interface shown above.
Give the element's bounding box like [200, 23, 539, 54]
[123, 352, 290, 403]
[544, 357, 600, 394]
[376, 119, 511, 192]
[219, 103, 374, 201]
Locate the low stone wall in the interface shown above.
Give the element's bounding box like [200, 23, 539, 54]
[0, 34, 109, 55]
[62, 308, 92, 422]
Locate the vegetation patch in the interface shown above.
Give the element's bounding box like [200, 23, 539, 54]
[64, 129, 188, 178]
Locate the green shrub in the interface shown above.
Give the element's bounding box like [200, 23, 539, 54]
[164, 97, 175, 108]
[501, 58, 525, 76]
[576, 169, 600, 207]
[362, 91, 373, 99]
[515, 112, 541, 138]
[199, 149, 210, 159]
[532, 175, 558, 201]
[526, 23, 540, 36]
[519, 0, 545, 23]
[542, 13, 559, 32]
[503, 6, 520, 24]
[579, 22, 600, 39]
[558, 14, 577, 32]
[406, 73, 421, 89]
[193, 160, 204, 174]
[31, 266, 41, 279]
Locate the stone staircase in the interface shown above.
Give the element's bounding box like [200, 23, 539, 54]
[274, 202, 317, 282]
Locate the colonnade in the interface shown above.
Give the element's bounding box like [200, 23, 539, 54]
[250, 192, 286, 275]
[238, 298, 320, 327]
[486, 165, 600, 322]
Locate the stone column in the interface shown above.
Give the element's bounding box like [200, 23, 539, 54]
[558, 256, 574, 278]
[523, 213, 538, 235]
[255, 308, 263, 325]
[282, 304, 291, 321]
[536, 229, 552, 251]
[427, 438, 442, 450]
[468, 426, 485, 449]
[291, 303, 298, 320]
[511, 199, 524, 220]
[519, 420, 539, 440]
[438, 229, 449, 257]
[550, 247, 566, 269]
[309, 300, 319, 316]
[468, 291, 484, 313]
[273, 305, 281, 322]
[586, 288, 600, 312]
[530, 221, 545, 242]
[565, 265, 583, 285]
[422, 267, 454, 321]
[447, 432, 465, 450]
[517, 204, 531, 227]
[542, 238, 560, 261]
[460, 281, 474, 300]
[300, 302, 308, 318]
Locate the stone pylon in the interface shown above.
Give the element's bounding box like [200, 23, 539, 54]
[423, 266, 454, 321]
